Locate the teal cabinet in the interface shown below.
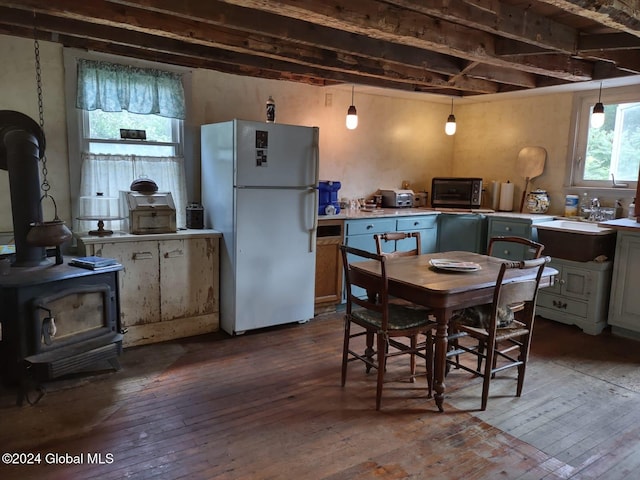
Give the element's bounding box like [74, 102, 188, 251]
[343, 214, 438, 299]
[396, 215, 438, 254]
[486, 215, 552, 261]
[536, 257, 612, 335]
[344, 218, 397, 298]
[436, 213, 487, 253]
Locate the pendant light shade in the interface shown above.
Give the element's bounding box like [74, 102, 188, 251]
[346, 85, 358, 130]
[590, 83, 605, 129]
[445, 98, 456, 136]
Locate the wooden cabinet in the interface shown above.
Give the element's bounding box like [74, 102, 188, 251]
[608, 230, 640, 338]
[315, 219, 344, 314]
[536, 257, 612, 335]
[77, 231, 220, 347]
[437, 213, 487, 253]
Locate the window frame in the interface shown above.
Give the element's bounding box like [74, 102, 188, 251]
[567, 84, 639, 192]
[81, 109, 183, 157]
[64, 48, 190, 232]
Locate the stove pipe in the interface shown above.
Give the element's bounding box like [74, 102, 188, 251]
[0, 110, 48, 267]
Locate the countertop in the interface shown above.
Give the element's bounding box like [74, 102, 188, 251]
[598, 218, 640, 232]
[75, 228, 222, 244]
[319, 207, 555, 222]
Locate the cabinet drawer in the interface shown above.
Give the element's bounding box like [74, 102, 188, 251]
[489, 219, 530, 237]
[396, 216, 437, 231]
[537, 291, 589, 318]
[345, 218, 396, 235]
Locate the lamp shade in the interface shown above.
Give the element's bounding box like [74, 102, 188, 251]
[591, 102, 605, 128]
[346, 105, 358, 130]
[445, 114, 456, 135]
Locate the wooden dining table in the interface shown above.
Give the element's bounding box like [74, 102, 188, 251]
[350, 250, 557, 412]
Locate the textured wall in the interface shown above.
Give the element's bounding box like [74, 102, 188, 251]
[3, 32, 624, 236]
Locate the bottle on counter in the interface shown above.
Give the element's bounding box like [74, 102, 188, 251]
[629, 198, 636, 219]
[266, 95, 275, 123]
[579, 192, 590, 219]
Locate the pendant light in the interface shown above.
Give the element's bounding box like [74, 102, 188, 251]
[346, 85, 358, 130]
[591, 82, 605, 129]
[445, 98, 456, 136]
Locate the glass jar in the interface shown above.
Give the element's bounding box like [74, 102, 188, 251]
[526, 189, 550, 214]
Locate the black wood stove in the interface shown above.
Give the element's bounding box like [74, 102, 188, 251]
[0, 111, 124, 405]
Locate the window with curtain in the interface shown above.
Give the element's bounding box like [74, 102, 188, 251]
[74, 58, 188, 232]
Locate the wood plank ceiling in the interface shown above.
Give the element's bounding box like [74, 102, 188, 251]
[0, 0, 638, 97]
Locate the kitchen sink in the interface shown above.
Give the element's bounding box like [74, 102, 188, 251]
[536, 220, 616, 262]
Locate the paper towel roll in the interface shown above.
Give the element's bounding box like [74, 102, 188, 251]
[499, 182, 514, 211]
[491, 181, 501, 211]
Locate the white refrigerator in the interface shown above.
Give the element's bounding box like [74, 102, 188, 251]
[201, 120, 319, 335]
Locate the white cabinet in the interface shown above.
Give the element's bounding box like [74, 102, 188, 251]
[536, 257, 612, 335]
[77, 230, 220, 347]
[608, 230, 640, 338]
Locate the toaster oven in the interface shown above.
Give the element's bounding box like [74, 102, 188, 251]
[431, 177, 483, 209]
[380, 189, 414, 208]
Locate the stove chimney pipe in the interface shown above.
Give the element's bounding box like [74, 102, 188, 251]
[0, 110, 48, 267]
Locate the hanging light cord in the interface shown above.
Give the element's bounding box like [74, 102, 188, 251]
[33, 12, 50, 196]
[450, 98, 454, 115]
[351, 85, 355, 105]
[597, 82, 602, 103]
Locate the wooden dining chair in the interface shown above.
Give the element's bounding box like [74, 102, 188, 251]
[374, 231, 422, 258]
[427, 256, 550, 410]
[374, 231, 432, 383]
[487, 236, 545, 261]
[444, 236, 545, 372]
[340, 244, 434, 410]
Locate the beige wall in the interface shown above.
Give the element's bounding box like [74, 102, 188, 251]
[2, 33, 625, 237]
[452, 94, 574, 215]
[0, 35, 69, 232]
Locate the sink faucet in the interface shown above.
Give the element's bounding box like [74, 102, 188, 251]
[588, 198, 602, 221]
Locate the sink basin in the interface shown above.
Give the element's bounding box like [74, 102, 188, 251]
[536, 220, 616, 262]
[536, 220, 615, 235]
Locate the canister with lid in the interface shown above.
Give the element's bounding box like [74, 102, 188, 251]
[526, 189, 550, 214]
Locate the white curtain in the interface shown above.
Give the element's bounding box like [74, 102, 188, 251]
[78, 153, 187, 232]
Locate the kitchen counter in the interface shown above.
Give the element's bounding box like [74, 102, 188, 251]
[320, 207, 555, 221]
[598, 218, 640, 232]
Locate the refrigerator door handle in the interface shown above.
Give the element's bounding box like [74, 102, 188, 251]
[310, 128, 320, 253]
[309, 186, 318, 253]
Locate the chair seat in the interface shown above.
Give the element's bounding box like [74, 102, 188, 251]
[456, 320, 530, 341]
[352, 304, 431, 331]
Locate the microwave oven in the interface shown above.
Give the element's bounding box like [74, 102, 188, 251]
[431, 177, 483, 209]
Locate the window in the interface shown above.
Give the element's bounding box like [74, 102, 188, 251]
[570, 85, 640, 189]
[83, 109, 182, 156]
[64, 50, 189, 232]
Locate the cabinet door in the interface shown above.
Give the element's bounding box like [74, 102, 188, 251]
[160, 238, 217, 321]
[559, 264, 592, 301]
[609, 232, 640, 330]
[437, 214, 487, 253]
[396, 216, 438, 253]
[96, 240, 160, 327]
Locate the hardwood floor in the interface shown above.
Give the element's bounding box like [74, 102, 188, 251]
[1, 313, 640, 479]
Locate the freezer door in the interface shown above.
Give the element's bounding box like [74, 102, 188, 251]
[235, 121, 318, 188]
[233, 187, 316, 333]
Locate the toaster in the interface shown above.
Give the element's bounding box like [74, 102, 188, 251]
[380, 189, 414, 208]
